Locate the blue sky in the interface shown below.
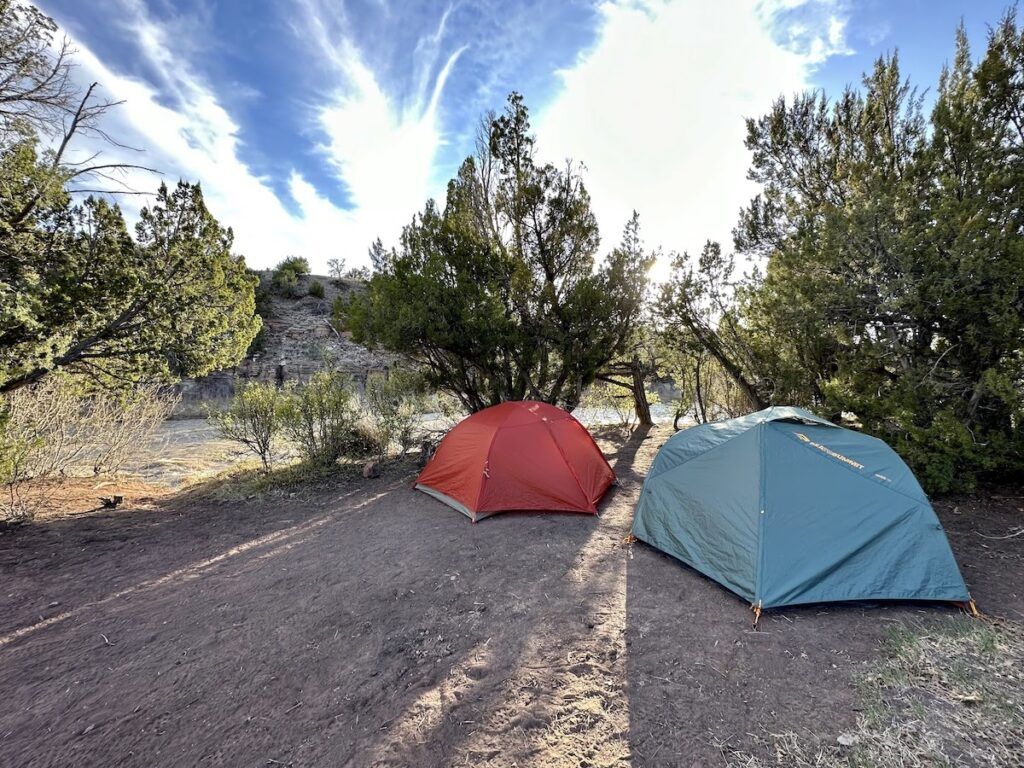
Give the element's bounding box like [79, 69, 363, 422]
[39, 0, 1010, 274]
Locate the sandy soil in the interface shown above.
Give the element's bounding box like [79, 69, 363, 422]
[0, 426, 1021, 767]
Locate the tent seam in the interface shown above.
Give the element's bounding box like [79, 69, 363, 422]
[542, 420, 595, 511]
[646, 412, 834, 484]
[645, 424, 754, 482]
[755, 422, 766, 605]
[474, 423, 502, 515]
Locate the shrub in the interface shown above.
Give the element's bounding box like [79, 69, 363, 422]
[276, 255, 310, 275]
[0, 405, 39, 518]
[580, 382, 636, 430]
[331, 294, 350, 332]
[246, 280, 274, 356]
[211, 381, 284, 471]
[270, 255, 310, 297]
[343, 266, 371, 281]
[1, 378, 178, 519]
[87, 385, 180, 475]
[327, 258, 346, 278]
[349, 418, 388, 459]
[362, 369, 430, 459]
[271, 266, 300, 297]
[279, 371, 360, 466]
[308, 280, 325, 299]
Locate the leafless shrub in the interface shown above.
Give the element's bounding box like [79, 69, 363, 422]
[0, 378, 177, 518]
[86, 385, 178, 474]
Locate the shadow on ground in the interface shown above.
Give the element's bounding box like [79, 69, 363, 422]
[0, 426, 1020, 767]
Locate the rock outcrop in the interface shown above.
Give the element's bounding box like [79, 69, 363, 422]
[173, 272, 393, 415]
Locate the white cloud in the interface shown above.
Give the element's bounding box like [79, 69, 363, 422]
[48, 0, 849, 278]
[305, 0, 466, 254]
[49, 0, 461, 272]
[534, 0, 851, 279]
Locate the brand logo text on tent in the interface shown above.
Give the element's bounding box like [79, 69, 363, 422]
[794, 432, 865, 470]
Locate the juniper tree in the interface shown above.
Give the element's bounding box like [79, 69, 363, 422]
[345, 93, 651, 412]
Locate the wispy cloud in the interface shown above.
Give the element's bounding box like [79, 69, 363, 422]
[44, 0, 465, 271]
[534, 0, 853, 278]
[300, 0, 466, 248]
[41, 0, 850, 276]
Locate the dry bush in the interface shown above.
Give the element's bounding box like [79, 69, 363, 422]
[211, 381, 283, 471]
[0, 378, 177, 519]
[86, 385, 179, 475]
[362, 369, 430, 460]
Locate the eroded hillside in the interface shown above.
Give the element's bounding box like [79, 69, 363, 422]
[174, 272, 393, 415]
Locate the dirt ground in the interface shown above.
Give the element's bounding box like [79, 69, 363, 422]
[1, 426, 1021, 767]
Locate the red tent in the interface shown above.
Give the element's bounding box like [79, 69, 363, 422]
[415, 401, 616, 521]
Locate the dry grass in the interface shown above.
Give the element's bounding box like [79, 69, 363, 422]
[727, 617, 1024, 767]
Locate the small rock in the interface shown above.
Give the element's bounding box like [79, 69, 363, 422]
[837, 733, 859, 747]
[362, 460, 381, 479]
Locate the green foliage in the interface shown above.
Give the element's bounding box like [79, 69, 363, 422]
[346, 93, 652, 412]
[271, 266, 299, 297]
[307, 279, 325, 299]
[270, 268, 298, 297]
[276, 255, 309, 275]
[269, 256, 310, 298]
[657, 240, 772, 419]
[278, 371, 360, 466]
[0, 155, 261, 393]
[331, 294, 349, 332]
[211, 381, 284, 471]
[212, 370, 431, 475]
[668, 17, 1024, 492]
[362, 369, 430, 459]
[580, 382, 636, 430]
[343, 265, 371, 281]
[245, 277, 274, 356]
[0, 6, 259, 394]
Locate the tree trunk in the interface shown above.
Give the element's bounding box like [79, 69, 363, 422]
[0, 366, 49, 394]
[693, 356, 707, 423]
[630, 355, 653, 426]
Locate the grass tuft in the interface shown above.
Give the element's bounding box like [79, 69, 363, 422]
[727, 617, 1024, 767]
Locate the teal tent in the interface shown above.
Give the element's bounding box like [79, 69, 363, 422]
[632, 406, 971, 614]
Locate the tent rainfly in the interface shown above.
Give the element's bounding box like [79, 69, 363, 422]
[416, 401, 615, 522]
[632, 406, 973, 623]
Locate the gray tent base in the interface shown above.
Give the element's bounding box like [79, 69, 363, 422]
[415, 483, 605, 523]
[416, 484, 482, 522]
[631, 533, 978, 628]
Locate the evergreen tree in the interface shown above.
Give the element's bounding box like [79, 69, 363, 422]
[345, 93, 651, 412]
